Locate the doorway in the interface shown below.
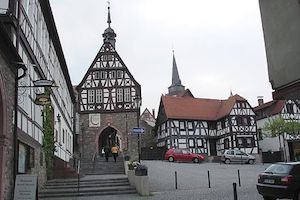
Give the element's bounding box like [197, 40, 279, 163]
[209, 139, 217, 156]
[98, 127, 119, 155]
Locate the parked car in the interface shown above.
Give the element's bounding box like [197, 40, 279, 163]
[164, 148, 205, 163]
[221, 149, 255, 164]
[257, 162, 300, 200]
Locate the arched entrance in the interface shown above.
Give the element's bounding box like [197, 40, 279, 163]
[98, 126, 120, 155]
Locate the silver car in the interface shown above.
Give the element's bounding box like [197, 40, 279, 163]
[221, 149, 255, 164]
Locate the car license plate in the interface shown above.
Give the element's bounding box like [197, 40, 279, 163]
[264, 179, 275, 184]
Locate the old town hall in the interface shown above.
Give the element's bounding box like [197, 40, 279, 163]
[76, 6, 141, 160]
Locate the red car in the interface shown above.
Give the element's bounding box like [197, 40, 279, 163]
[165, 148, 205, 163]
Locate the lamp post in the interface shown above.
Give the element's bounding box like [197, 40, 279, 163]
[134, 95, 142, 162]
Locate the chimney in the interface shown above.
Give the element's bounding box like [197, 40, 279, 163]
[152, 109, 155, 118]
[257, 96, 264, 106]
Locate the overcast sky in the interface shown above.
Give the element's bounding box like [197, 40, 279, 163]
[50, 0, 273, 113]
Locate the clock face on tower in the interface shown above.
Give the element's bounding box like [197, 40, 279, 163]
[89, 114, 101, 127]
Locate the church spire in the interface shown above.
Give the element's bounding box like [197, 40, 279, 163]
[168, 51, 185, 96]
[102, 1, 117, 48]
[171, 51, 182, 86]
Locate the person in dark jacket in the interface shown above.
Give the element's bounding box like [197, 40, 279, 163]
[104, 145, 110, 162]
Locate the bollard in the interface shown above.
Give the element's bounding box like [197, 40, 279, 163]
[208, 170, 211, 188]
[175, 171, 178, 190]
[233, 182, 238, 200]
[237, 169, 241, 187]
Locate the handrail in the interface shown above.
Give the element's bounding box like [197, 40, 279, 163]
[92, 152, 97, 170]
[92, 152, 97, 163]
[77, 159, 80, 193]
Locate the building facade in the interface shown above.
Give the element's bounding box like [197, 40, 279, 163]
[259, 0, 300, 99]
[254, 99, 300, 162]
[0, 22, 19, 200]
[140, 108, 156, 148]
[76, 6, 141, 161]
[0, 0, 75, 198]
[155, 54, 258, 157]
[156, 95, 258, 156]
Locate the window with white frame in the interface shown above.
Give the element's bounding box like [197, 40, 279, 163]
[116, 88, 123, 102]
[88, 90, 95, 103]
[117, 70, 123, 78]
[189, 138, 195, 148]
[94, 71, 100, 79]
[100, 71, 106, 79]
[111, 71, 116, 78]
[197, 138, 203, 147]
[237, 138, 243, 148]
[95, 89, 102, 103]
[124, 88, 130, 102]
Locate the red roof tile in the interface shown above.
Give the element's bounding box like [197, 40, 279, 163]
[253, 100, 286, 116]
[162, 94, 246, 120]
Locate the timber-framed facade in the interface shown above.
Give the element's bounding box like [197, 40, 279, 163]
[255, 99, 300, 162]
[76, 6, 141, 160]
[156, 95, 258, 156]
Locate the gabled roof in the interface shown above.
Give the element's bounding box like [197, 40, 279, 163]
[161, 94, 246, 121]
[253, 100, 286, 118]
[140, 108, 156, 127]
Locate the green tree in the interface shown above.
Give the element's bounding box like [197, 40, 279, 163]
[43, 104, 55, 179]
[264, 117, 300, 137]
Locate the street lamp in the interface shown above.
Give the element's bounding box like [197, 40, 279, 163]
[133, 95, 142, 162]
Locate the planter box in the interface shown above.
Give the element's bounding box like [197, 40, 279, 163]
[127, 170, 135, 186]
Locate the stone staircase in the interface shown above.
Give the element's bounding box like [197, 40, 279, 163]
[39, 155, 136, 198]
[80, 155, 125, 175]
[39, 175, 136, 198]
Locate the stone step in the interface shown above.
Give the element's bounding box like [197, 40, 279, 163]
[43, 181, 130, 190]
[39, 185, 136, 198]
[83, 171, 124, 175]
[45, 178, 129, 186]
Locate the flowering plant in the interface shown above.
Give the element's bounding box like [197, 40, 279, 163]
[128, 160, 140, 170]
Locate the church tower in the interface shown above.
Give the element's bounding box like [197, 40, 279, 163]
[76, 5, 141, 160]
[168, 52, 185, 96]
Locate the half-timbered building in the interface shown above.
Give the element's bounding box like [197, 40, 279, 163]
[254, 99, 300, 162]
[0, 0, 75, 198]
[155, 54, 258, 157]
[76, 6, 141, 160]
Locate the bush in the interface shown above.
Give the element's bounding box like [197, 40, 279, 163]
[128, 160, 140, 170]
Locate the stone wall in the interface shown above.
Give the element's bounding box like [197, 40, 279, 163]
[79, 112, 139, 161]
[0, 50, 16, 200]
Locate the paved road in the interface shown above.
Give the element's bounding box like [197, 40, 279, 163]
[51, 161, 274, 200]
[145, 160, 268, 200]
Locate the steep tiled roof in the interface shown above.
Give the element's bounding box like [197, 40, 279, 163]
[253, 100, 286, 118]
[162, 94, 246, 121]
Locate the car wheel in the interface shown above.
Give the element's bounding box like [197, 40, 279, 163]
[168, 156, 174, 162]
[193, 158, 199, 163]
[248, 159, 254, 164]
[225, 159, 231, 164]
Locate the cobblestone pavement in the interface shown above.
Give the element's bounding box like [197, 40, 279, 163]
[50, 161, 277, 200]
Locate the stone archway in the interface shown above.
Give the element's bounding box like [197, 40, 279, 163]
[0, 71, 7, 200]
[95, 126, 122, 155]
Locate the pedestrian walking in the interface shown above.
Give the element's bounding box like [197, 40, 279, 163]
[111, 145, 119, 162]
[104, 145, 110, 162]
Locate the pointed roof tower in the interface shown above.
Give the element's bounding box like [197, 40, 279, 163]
[168, 51, 185, 96]
[102, 2, 117, 48]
